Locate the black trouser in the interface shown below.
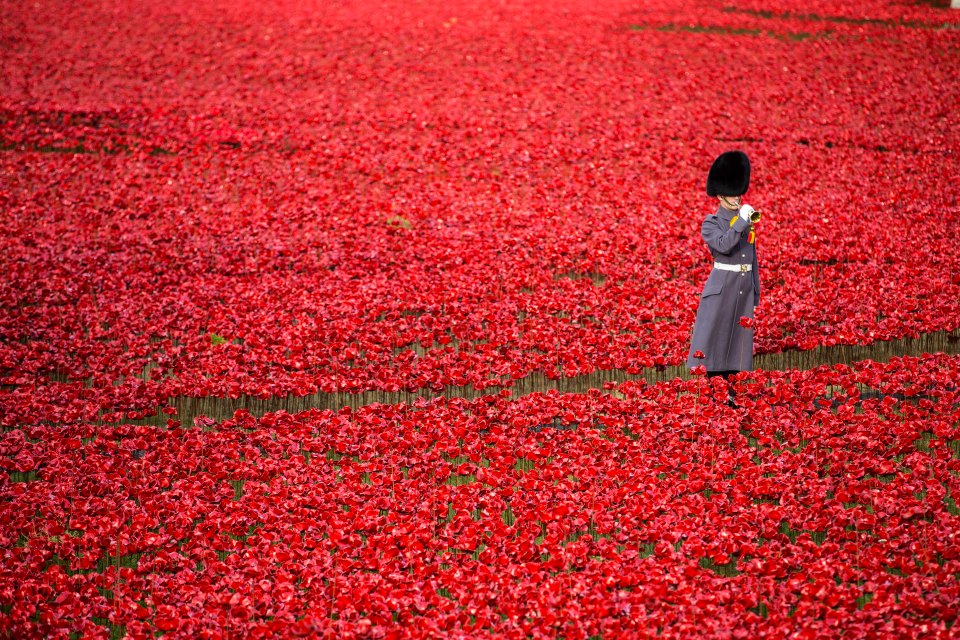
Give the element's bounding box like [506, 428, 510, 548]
[706, 370, 738, 380]
[707, 370, 738, 405]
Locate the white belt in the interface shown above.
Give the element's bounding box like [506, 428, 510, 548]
[714, 262, 752, 273]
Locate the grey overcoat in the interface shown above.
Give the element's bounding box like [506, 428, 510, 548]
[685, 204, 760, 372]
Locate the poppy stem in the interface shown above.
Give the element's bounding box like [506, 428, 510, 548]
[328, 571, 337, 636]
[114, 521, 121, 615]
[694, 358, 702, 429]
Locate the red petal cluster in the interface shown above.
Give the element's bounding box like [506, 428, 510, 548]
[2, 0, 959, 637]
[0, 0, 958, 408]
[2, 354, 959, 637]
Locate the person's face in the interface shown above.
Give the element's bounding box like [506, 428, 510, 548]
[718, 194, 741, 210]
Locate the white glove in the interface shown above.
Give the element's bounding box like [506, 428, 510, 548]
[738, 204, 755, 222]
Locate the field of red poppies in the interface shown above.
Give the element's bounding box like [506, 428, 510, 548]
[2, 0, 959, 637]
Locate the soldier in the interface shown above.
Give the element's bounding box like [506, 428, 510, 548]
[686, 150, 760, 408]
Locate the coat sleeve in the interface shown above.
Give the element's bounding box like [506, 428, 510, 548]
[702, 214, 749, 256]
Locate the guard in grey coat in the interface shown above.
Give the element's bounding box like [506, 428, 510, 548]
[686, 151, 760, 375]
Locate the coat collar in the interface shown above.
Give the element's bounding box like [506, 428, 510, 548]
[715, 203, 737, 222]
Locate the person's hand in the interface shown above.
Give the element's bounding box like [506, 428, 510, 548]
[738, 204, 755, 222]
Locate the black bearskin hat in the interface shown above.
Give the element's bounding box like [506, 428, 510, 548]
[706, 151, 750, 197]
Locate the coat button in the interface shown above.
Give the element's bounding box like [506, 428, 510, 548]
[741, 253, 746, 258]
[739, 290, 743, 294]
